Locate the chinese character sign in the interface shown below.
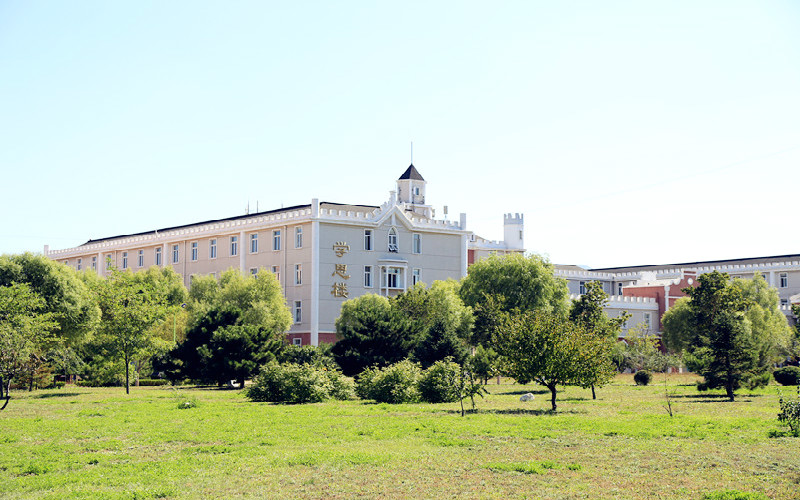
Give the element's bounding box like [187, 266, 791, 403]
[331, 242, 350, 298]
[333, 242, 350, 257]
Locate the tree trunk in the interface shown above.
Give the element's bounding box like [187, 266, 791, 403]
[725, 353, 735, 402]
[238, 376, 246, 390]
[591, 384, 596, 400]
[549, 384, 558, 411]
[0, 375, 4, 400]
[125, 353, 130, 395]
[1, 379, 9, 411]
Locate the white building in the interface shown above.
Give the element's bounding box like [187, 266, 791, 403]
[46, 166, 524, 345]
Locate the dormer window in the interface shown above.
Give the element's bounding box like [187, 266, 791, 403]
[388, 227, 398, 253]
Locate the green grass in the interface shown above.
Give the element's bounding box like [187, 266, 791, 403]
[1, 374, 798, 499]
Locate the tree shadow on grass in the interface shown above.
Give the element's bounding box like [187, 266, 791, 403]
[671, 393, 762, 400]
[440, 408, 586, 416]
[31, 392, 83, 399]
[496, 389, 550, 396]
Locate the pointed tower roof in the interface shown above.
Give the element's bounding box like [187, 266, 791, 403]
[398, 164, 425, 181]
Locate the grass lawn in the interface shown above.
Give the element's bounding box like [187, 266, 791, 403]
[1, 373, 798, 499]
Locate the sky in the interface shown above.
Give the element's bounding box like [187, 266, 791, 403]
[1, 1, 798, 269]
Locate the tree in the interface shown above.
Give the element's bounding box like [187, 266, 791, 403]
[735, 273, 795, 370]
[683, 271, 770, 401]
[469, 344, 500, 384]
[614, 324, 676, 373]
[166, 268, 291, 387]
[412, 318, 469, 368]
[93, 269, 174, 393]
[661, 297, 694, 352]
[569, 281, 627, 398]
[392, 280, 474, 344]
[0, 253, 99, 345]
[331, 294, 414, 376]
[460, 254, 569, 344]
[494, 311, 609, 411]
[0, 283, 58, 409]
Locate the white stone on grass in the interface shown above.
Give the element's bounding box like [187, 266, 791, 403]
[519, 393, 535, 402]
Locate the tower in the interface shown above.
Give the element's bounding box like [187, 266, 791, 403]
[503, 213, 524, 250]
[396, 164, 431, 217]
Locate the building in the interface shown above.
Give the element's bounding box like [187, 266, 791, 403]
[557, 254, 800, 336]
[46, 166, 524, 345]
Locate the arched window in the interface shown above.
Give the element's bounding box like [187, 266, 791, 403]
[388, 227, 398, 252]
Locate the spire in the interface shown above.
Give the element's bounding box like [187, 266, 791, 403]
[398, 164, 424, 181]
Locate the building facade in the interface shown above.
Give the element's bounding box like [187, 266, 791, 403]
[46, 166, 524, 345]
[557, 255, 800, 336]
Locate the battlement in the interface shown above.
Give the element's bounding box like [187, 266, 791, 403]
[504, 213, 523, 224]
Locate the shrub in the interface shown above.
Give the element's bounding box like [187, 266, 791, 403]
[278, 344, 338, 370]
[138, 379, 169, 387]
[777, 387, 800, 436]
[773, 366, 800, 386]
[634, 370, 652, 386]
[418, 359, 461, 403]
[246, 361, 353, 404]
[355, 360, 421, 404]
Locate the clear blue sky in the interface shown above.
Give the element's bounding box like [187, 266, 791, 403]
[2, 1, 798, 268]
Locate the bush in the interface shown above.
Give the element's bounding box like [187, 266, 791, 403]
[634, 370, 652, 386]
[246, 361, 353, 404]
[278, 344, 338, 370]
[418, 359, 461, 403]
[778, 387, 800, 436]
[355, 360, 421, 404]
[138, 379, 169, 386]
[773, 366, 800, 386]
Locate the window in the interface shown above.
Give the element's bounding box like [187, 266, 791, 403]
[273, 230, 281, 251]
[155, 247, 162, 266]
[617, 282, 623, 295]
[137, 250, 144, 267]
[294, 264, 302, 285]
[579, 281, 586, 295]
[77, 258, 82, 271]
[364, 266, 373, 288]
[412, 233, 421, 254]
[250, 268, 258, 276]
[271, 265, 280, 282]
[250, 234, 258, 254]
[122, 252, 128, 270]
[191, 242, 198, 261]
[413, 186, 420, 196]
[210, 272, 216, 279]
[172, 244, 179, 264]
[780, 273, 788, 288]
[210, 239, 217, 259]
[644, 313, 651, 330]
[781, 299, 789, 307]
[106, 254, 112, 270]
[295, 227, 303, 248]
[364, 229, 373, 251]
[230, 236, 238, 256]
[388, 228, 398, 252]
[294, 301, 302, 324]
[292, 338, 302, 346]
[412, 268, 421, 286]
[91, 256, 97, 270]
[385, 268, 401, 288]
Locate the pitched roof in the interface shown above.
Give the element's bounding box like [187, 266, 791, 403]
[398, 164, 424, 181]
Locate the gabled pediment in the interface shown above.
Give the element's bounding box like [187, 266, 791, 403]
[373, 204, 415, 230]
